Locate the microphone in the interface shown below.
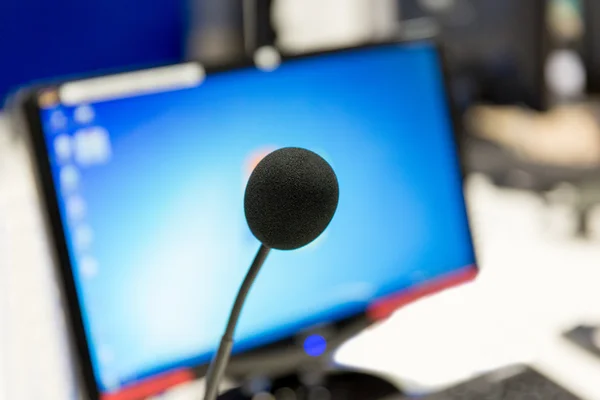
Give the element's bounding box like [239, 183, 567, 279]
[203, 147, 339, 400]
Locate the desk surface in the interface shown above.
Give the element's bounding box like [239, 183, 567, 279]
[3, 113, 600, 400]
[338, 174, 600, 399]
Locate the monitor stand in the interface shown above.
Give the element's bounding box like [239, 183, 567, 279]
[217, 318, 403, 400]
[220, 367, 402, 400]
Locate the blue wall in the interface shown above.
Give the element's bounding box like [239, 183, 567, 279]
[0, 0, 185, 103]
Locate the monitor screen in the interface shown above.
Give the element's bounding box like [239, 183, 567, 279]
[36, 43, 476, 396]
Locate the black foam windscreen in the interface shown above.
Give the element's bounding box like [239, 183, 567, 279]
[244, 147, 339, 250]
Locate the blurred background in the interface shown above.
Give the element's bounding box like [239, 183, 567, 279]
[4, 0, 600, 399]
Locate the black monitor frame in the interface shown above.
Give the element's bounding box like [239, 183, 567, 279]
[17, 38, 478, 400]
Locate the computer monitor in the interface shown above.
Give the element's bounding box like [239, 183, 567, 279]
[399, 0, 547, 111]
[583, 0, 600, 94]
[24, 41, 477, 400]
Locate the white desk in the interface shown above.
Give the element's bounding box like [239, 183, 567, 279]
[338, 175, 600, 399]
[0, 115, 78, 400]
[2, 113, 600, 399]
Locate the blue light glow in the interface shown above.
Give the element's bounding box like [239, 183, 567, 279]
[304, 335, 327, 357]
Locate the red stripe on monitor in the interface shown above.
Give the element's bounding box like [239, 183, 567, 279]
[367, 265, 478, 321]
[101, 369, 195, 400]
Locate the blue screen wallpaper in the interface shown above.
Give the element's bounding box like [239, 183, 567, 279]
[39, 43, 475, 393]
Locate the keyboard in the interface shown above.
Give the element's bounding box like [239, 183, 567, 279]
[423, 366, 581, 400]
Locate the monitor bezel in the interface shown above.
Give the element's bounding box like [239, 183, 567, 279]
[20, 38, 478, 400]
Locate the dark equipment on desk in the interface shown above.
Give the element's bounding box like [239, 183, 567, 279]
[421, 366, 581, 400]
[204, 147, 340, 400]
[564, 325, 600, 362]
[399, 0, 548, 111]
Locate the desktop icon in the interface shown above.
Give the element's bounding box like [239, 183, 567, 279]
[38, 90, 60, 109]
[74, 105, 95, 124]
[74, 224, 94, 251]
[59, 165, 80, 193]
[73, 127, 112, 166]
[66, 195, 87, 221]
[79, 255, 99, 278]
[53, 134, 72, 163]
[49, 110, 68, 131]
[100, 368, 121, 392]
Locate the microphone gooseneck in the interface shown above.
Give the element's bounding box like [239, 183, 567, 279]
[203, 147, 339, 400]
[203, 244, 271, 400]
